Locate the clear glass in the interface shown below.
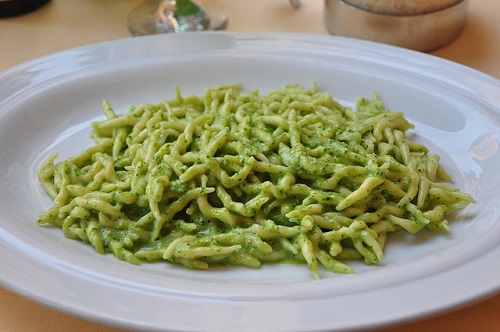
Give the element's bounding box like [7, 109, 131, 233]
[128, 0, 228, 36]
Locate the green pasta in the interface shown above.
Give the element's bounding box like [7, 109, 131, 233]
[37, 83, 475, 278]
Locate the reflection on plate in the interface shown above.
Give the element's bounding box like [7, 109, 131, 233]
[0, 32, 499, 332]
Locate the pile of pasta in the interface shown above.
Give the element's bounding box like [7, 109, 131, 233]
[38, 83, 475, 278]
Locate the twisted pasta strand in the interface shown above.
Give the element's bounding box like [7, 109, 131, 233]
[37, 83, 475, 278]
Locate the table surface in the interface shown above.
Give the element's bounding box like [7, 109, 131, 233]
[1, 0, 499, 331]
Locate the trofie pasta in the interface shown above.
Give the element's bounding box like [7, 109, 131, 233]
[37, 83, 475, 278]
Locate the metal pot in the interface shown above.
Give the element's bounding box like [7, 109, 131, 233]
[324, 0, 469, 51]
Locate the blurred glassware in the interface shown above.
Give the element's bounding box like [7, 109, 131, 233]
[128, 0, 228, 36]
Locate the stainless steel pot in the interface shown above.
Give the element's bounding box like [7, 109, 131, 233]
[324, 0, 469, 51]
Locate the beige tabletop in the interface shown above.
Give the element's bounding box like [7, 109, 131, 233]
[1, 0, 499, 331]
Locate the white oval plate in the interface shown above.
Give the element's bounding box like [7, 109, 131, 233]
[0, 32, 499, 332]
